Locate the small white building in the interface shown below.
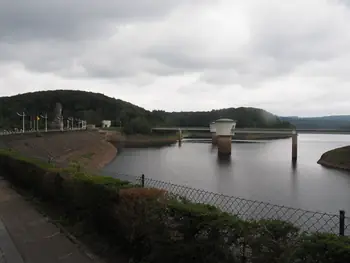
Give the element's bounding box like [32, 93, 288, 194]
[101, 120, 112, 128]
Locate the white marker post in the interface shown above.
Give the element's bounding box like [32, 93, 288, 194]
[16, 112, 26, 133]
[40, 113, 48, 132]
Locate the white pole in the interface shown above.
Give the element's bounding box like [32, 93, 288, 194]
[40, 113, 48, 132]
[17, 112, 26, 133]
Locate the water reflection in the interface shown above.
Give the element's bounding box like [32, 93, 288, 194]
[216, 155, 232, 166]
[103, 134, 350, 214]
[291, 160, 297, 173]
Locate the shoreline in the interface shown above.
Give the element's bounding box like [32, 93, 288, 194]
[104, 131, 178, 148]
[317, 145, 350, 172]
[317, 159, 350, 172]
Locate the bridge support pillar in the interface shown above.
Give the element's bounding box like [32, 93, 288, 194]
[215, 119, 236, 158]
[210, 121, 217, 145]
[217, 136, 232, 156]
[211, 133, 217, 145]
[292, 131, 298, 162]
[178, 129, 182, 146]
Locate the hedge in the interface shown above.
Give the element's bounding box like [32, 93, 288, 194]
[0, 150, 349, 263]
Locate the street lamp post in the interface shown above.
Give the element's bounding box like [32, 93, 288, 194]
[16, 112, 26, 133]
[29, 116, 32, 130]
[40, 113, 48, 132]
[68, 117, 74, 130]
[36, 115, 40, 132]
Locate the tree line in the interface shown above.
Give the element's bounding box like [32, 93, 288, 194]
[0, 90, 293, 134]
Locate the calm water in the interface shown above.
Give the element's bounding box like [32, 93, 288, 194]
[103, 134, 350, 215]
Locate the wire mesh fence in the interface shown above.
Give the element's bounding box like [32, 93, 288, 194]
[112, 173, 350, 236]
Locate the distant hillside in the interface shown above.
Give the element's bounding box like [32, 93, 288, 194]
[280, 116, 350, 129]
[0, 90, 293, 133]
[155, 108, 293, 129]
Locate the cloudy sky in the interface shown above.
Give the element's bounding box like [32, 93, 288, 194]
[1, 0, 350, 116]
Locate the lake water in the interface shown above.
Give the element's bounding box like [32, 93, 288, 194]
[103, 134, 350, 215]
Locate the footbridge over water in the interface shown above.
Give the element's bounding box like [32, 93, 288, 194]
[152, 124, 350, 162]
[152, 127, 350, 135]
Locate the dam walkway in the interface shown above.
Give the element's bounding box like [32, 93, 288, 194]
[0, 177, 101, 263]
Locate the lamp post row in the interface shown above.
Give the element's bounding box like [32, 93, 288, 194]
[15, 112, 86, 133]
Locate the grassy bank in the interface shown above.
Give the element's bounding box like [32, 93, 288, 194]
[318, 146, 350, 172]
[0, 150, 349, 262]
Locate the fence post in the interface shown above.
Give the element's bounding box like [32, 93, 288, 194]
[141, 174, 145, 188]
[339, 210, 345, 236]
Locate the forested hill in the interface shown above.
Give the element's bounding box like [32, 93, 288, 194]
[0, 90, 293, 133]
[280, 116, 350, 129]
[154, 108, 292, 128]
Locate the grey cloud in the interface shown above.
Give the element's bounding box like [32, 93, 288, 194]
[0, 0, 187, 41]
[2, 0, 350, 117]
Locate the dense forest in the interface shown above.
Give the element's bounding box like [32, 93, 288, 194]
[0, 90, 293, 134]
[280, 116, 350, 129]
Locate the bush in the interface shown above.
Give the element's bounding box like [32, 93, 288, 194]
[245, 220, 300, 263]
[292, 233, 350, 263]
[114, 188, 168, 261]
[151, 200, 244, 263]
[0, 151, 350, 263]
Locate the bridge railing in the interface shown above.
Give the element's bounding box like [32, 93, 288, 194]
[105, 172, 349, 236]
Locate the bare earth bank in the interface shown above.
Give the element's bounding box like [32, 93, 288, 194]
[2, 131, 117, 171]
[317, 145, 350, 172]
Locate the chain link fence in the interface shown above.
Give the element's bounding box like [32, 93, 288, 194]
[111, 173, 350, 236]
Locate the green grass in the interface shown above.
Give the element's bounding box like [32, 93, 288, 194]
[0, 148, 56, 170]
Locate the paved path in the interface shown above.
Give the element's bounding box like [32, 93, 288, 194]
[0, 178, 100, 263]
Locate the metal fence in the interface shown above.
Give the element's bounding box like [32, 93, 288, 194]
[111, 173, 350, 236]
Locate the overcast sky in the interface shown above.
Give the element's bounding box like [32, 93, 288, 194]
[1, 0, 350, 116]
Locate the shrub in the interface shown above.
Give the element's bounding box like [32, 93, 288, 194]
[151, 200, 244, 263]
[114, 188, 168, 260]
[245, 219, 300, 263]
[292, 233, 350, 263]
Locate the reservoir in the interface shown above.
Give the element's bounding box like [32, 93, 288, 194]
[103, 134, 350, 215]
